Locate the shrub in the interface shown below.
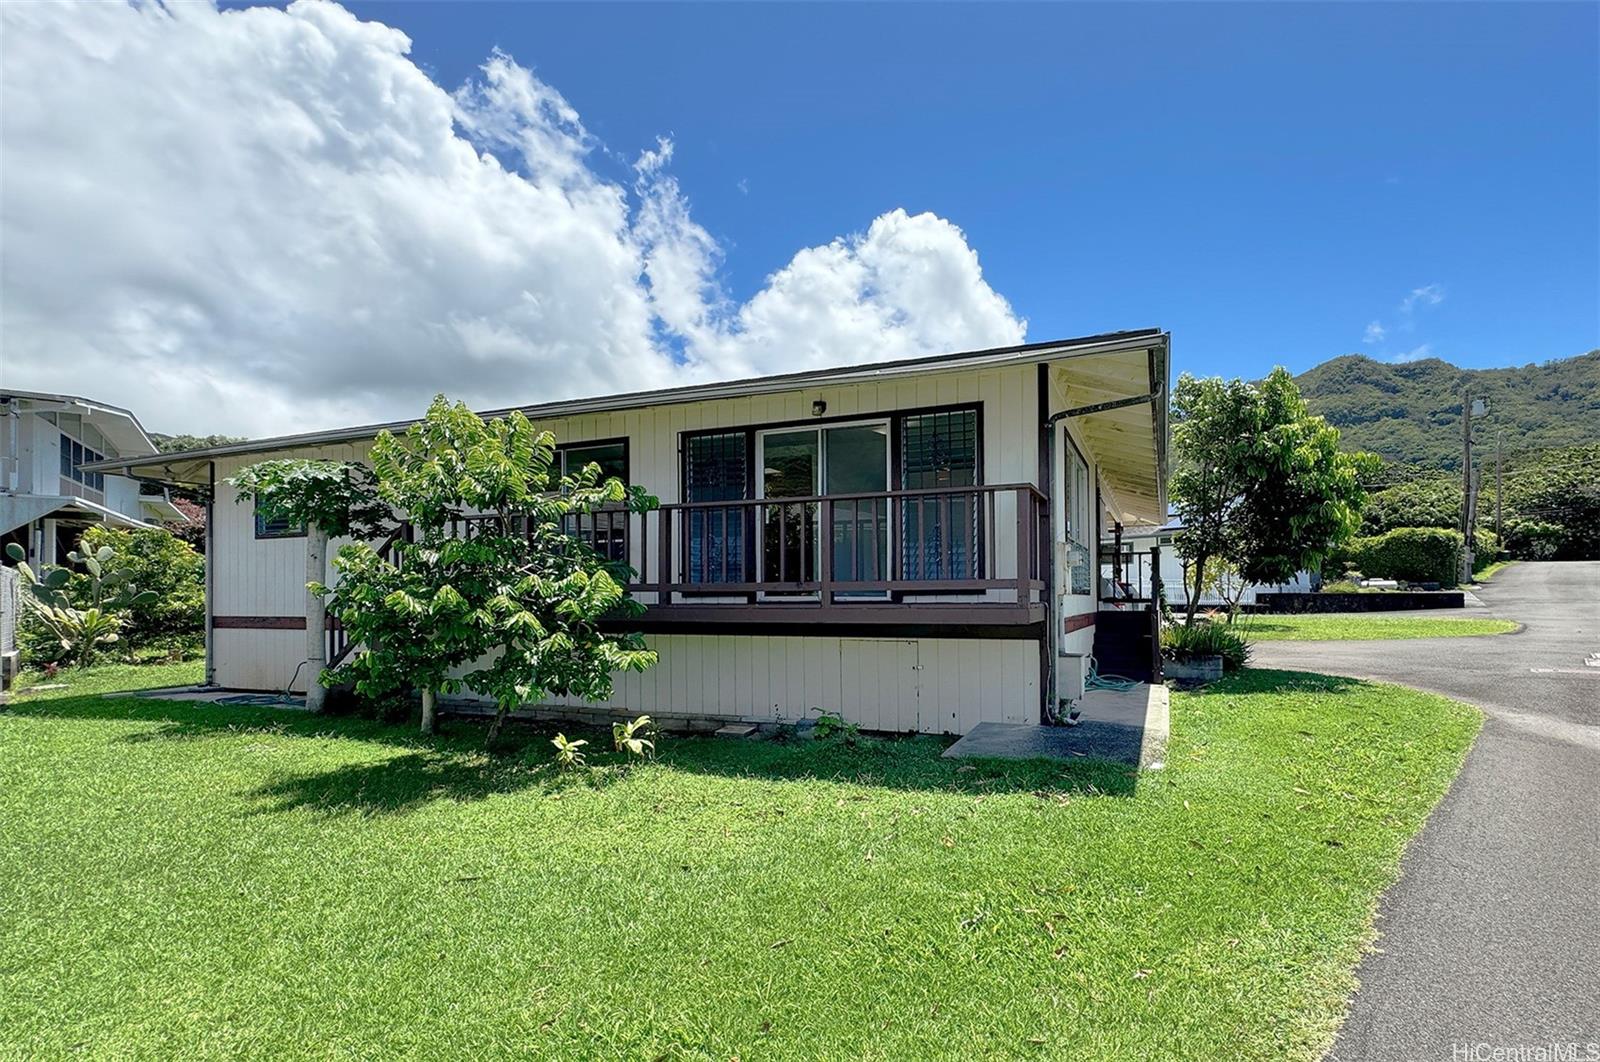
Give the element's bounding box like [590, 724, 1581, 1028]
[1472, 529, 1500, 572]
[1502, 519, 1564, 560]
[77, 526, 205, 659]
[1336, 527, 1463, 587]
[1161, 621, 1251, 671]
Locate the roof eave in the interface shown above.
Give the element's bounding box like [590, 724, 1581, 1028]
[84, 329, 1168, 476]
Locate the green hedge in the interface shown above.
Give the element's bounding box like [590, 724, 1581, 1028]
[1336, 527, 1463, 587]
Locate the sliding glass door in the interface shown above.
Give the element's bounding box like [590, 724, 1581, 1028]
[757, 421, 889, 591]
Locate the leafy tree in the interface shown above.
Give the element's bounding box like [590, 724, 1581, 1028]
[155, 433, 248, 454]
[325, 396, 658, 743]
[1170, 368, 1376, 624]
[227, 460, 389, 711]
[165, 497, 208, 554]
[1361, 475, 1460, 534]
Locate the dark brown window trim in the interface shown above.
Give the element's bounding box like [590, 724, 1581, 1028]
[675, 403, 985, 600]
[254, 500, 307, 540]
[677, 401, 986, 496]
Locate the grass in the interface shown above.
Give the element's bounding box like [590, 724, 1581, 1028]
[1470, 559, 1517, 584]
[1240, 614, 1519, 642]
[7, 658, 205, 700]
[0, 667, 1479, 1060]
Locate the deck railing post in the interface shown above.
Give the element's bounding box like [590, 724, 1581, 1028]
[657, 506, 673, 604]
[1015, 488, 1033, 603]
[820, 497, 834, 606]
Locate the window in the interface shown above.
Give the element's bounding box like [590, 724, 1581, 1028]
[59, 432, 105, 493]
[254, 499, 306, 539]
[684, 431, 749, 584]
[559, 441, 627, 483]
[1064, 443, 1092, 596]
[899, 408, 980, 579]
[557, 440, 629, 562]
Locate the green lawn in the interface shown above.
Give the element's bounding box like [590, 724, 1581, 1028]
[6, 658, 206, 700]
[1, 668, 1479, 1059]
[1241, 614, 1518, 641]
[1470, 559, 1517, 584]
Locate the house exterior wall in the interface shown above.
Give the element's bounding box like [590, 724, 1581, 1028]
[4, 408, 156, 524]
[206, 364, 1051, 731]
[1055, 416, 1103, 659]
[1120, 534, 1314, 605]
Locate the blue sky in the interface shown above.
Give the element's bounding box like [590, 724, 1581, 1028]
[344, 0, 1599, 379]
[7, 2, 1596, 435]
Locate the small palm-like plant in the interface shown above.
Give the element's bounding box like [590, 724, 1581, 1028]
[30, 605, 123, 669]
[612, 715, 655, 759]
[550, 733, 588, 768]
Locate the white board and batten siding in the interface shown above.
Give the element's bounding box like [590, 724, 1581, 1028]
[207, 365, 1048, 732]
[533, 635, 1040, 733]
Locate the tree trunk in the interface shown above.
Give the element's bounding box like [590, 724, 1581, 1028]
[1185, 554, 1206, 626]
[485, 702, 510, 749]
[420, 687, 436, 735]
[304, 525, 328, 713]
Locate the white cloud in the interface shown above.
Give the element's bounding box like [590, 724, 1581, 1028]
[1363, 321, 1386, 344]
[1390, 343, 1434, 363]
[1400, 284, 1445, 313]
[0, 1, 1024, 438]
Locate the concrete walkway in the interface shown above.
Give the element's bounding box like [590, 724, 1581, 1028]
[942, 683, 1169, 768]
[1253, 561, 1600, 1059]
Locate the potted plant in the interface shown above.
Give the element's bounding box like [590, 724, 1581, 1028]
[1160, 619, 1250, 684]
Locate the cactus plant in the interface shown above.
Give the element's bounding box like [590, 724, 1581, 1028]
[5, 541, 159, 667]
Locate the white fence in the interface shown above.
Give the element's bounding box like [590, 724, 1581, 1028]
[1, 565, 18, 683]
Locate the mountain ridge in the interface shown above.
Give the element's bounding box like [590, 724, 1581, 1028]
[1294, 349, 1600, 470]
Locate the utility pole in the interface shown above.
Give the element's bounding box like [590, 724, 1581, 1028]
[1460, 388, 1474, 584]
[1495, 433, 1504, 544]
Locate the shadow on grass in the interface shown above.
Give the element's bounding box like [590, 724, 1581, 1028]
[1182, 668, 1373, 696]
[13, 693, 1136, 815]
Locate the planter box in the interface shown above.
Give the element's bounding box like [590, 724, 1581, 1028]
[1164, 655, 1223, 684]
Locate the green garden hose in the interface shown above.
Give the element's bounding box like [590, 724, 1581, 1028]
[1085, 655, 1140, 692]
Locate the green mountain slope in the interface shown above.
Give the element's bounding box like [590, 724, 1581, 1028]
[1295, 350, 1600, 469]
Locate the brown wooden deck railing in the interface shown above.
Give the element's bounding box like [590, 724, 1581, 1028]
[330, 482, 1048, 638]
[638, 482, 1048, 605]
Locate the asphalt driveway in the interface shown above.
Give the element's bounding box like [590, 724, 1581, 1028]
[1252, 561, 1600, 1061]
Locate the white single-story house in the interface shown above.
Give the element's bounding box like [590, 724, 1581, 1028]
[1, 389, 188, 564]
[92, 330, 1170, 734]
[1102, 519, 1314, 608]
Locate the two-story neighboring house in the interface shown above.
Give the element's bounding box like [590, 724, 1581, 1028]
[92, 330, 1169, 734]
[0, 390, 188, 564]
